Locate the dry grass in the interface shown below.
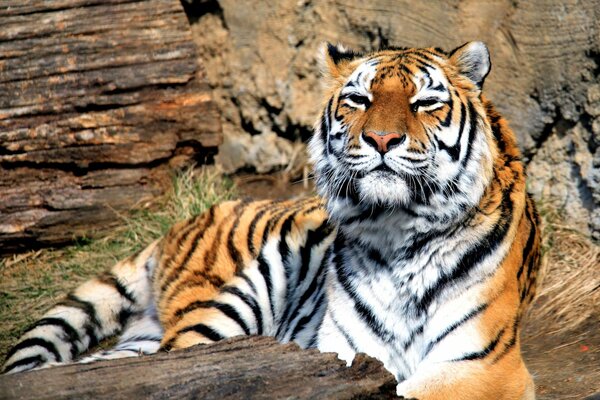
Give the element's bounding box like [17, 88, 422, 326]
[0, 167, 235, 362]
[528, 205, 600, 334]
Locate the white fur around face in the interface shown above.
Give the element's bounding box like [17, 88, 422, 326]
[356, 171, 413, 206]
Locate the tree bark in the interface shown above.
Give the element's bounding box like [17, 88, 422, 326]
[0, 0, 222, 253]
[0, 336, 397, 400]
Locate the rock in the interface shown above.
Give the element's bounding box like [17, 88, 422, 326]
[528, 123, 598, 236]
[216, 126, 300, 174]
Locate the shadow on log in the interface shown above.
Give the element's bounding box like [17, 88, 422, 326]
[0, 0, 222, 253]
[0, 336, 397, 399]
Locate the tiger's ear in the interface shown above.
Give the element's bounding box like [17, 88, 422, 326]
[320, 42, 360, 79]
[449, 41, 491, 89]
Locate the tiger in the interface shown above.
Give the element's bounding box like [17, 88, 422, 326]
[3, 41, 541, 400]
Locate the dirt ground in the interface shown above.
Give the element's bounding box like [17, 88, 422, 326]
[522, 320, 599, 400]
[234, 173, 600, 400]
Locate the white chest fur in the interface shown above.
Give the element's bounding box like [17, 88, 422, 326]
[317, 216, 510, 381]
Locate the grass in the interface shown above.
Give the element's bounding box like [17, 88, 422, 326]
[527, 203, 600, 333]
[0, 167, 235, 362]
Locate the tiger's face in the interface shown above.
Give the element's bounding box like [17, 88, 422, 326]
[310, 42, 497, 220]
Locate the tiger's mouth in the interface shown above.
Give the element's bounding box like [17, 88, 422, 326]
[370, 164, 394, 173]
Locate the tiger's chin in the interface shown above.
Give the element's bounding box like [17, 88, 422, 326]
[356, 171, 413, 207]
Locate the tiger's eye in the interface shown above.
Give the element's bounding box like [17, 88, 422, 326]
[347, 94, 371, 107]
[411, 98, 440, 112]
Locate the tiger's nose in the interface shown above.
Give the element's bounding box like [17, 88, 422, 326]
[362, 131, 406, 154]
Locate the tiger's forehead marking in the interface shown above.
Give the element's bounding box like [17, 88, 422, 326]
[410, 66, 450, 103]
[342, 59, 379, 98]
[343, 54, 450, 101]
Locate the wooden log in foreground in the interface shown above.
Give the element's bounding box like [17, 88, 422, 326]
[0, 0, 222, 253]
[0, 337, 397, 399]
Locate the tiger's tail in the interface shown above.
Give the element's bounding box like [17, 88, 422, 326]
[2, 240, 161, 374]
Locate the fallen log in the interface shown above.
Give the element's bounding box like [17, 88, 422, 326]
[0, 336, 397, 399]
[0, 0, 222, 253]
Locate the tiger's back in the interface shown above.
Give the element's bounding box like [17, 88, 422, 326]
[2, 197, 335, 373]
[155, 196, 334, 349]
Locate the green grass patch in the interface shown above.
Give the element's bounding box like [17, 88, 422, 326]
[0, 167, 235, 362]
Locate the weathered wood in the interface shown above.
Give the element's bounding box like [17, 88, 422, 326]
[0, 336, 397, 399]
[0, 0, 222, 253]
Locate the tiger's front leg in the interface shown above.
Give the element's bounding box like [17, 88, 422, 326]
[396, 345, 535, 400]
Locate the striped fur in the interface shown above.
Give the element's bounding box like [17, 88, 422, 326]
[4, 41, 541, 400]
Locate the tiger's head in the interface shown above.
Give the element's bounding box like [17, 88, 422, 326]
[309, 42, 498, 223]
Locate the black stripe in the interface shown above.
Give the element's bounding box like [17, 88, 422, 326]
[3, 355, 44, 373]
[254, 202, 316, 322]
[247, 201, 283, 256]
[4, 337, 62, 363]
[84, 323, 99, 348]
[517, 204, 536, 281]
[290, 291, 326, 341]
[333, 235, 395, 341]
[366, 246, 386, 268]
[454, 328, 505, 361]
[278, 212, 298, 276]
[237, 271, 258, 294]
[395, 62, 414, 76]
[430, 82, 445, 92]
[118, 307, 134, 328]
[330, 312, 358, 352]
[410, 51, 440, 65]
[224, 198, 253, 274]
[289, 272, 327, 339]
[157, 213, 205, 282]
[99, 273, 136, 304]
[274, 211, 308, 335]
[279, 204, 323, 276]
[321, 98, 333, 147]
[424, 303, 489, 358]
[343, 204, 386, 224]
[298, 221, 333, 284]
[440, 95, 454, 128]
[172, 273, 225, 296]
[461, 102, 479, 169]
[257, 253, 276, 321]
[221, 286, 263, 335]
[227, 212, 245, 274]
[279, 250, 328, 336]
[160, 206, 216, 292]
[402, 228, 450, 260]
[56, 294, 101, 346]
[202, 212, 229, 271]
[401, 323, 425, 352]
[437, 101, 465, 161]
[259, 200, 309, 248]
[174, 300, 251, 335]
[178, 323, 224, 342]
[29, 317, 81, 359]
[160, 338, 176, 351]
[492, 318, 519, 363]
[58, 294, 101, 328]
